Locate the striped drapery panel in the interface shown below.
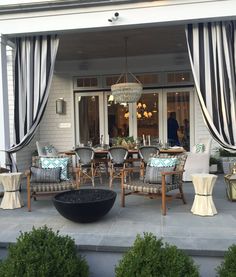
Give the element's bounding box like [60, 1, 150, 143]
[7, 35, 59, 157]
[186, 21, 236, 152]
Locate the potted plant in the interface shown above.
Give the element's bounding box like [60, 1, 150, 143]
[115, 232, 199, 277]
[209, 156, 220, 173]
[219, 148, 236, 174]
[113, 136, 135, 149]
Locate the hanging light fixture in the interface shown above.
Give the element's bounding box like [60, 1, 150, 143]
[111, 37, 142, 103]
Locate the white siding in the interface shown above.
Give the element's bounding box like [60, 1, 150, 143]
[39, 74, 74, 152]
[194, 93, 219, 151]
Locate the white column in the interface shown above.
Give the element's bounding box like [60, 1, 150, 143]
[0, 34, 10, 167]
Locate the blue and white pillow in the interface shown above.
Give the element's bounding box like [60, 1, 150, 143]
[145, 158, 177, 184]
[40, 157, 70, 181]
[148, 157, 177, 168]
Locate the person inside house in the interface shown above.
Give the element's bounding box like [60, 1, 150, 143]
[167, 112, 180, 146]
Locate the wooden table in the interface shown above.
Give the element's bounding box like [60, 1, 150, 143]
[64, 147, 185, 156]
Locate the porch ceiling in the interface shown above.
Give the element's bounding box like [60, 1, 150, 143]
[57, 24, 187, 61]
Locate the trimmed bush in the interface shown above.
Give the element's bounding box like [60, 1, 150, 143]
[115, 232, 199, 277]
[216, 244, 236, 276]
[0, 225, 89, 277]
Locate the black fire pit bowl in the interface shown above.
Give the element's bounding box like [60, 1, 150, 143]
[53, 189, 117, 223]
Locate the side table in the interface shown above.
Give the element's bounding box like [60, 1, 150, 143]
[0, 173, 23, 209]
[0, 167, 10, 197]
[191, 173, 217, 216]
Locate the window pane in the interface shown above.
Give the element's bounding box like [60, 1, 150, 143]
[167, 91, 190, 150]
[137, 93, 159, 142]
[78, 95, 100, 146]
[107, 96, 129, 144]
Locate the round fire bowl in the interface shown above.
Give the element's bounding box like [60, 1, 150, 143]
[53, 189, 117, 223]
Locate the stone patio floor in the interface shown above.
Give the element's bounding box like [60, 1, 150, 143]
[0, 174, 235, 276]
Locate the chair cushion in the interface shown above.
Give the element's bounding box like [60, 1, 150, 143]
[31, 181, 76, 193]
[124, 181, 179, 193]
[40, 157, 70, 181]
[30, 167, 61, 183]
[144, 157, 177, 184]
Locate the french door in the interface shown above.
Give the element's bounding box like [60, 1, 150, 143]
[74, 87, 194, 150]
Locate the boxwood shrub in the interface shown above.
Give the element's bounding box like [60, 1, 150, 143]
[115, 232, 199, 277]
[216, 244, 236, 276]
[0, 225, 89, 277]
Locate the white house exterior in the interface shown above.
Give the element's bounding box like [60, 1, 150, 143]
[0, 0, 235, 171]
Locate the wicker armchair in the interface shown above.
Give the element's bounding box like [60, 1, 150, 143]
[121, 153, 187, 215]
[25, 155, 79, 212]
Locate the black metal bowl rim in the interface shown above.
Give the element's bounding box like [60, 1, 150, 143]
[53, 189, 117, 204]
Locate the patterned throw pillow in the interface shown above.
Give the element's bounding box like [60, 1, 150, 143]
[195, 143, 205, 153]
[148, 157, 177, 167]
[145, 158, 177, 184]
[40, 157, 70, 181]
[44, 145, 58, 157]
[30, 167, 61, 183]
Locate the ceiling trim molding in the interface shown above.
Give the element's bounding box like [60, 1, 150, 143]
[0, 0, 152, 14]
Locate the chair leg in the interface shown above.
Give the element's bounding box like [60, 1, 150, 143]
[121, 170, 125, 207]
[109, 167, 113, 188]
[27, 175, 31, 212]
[121, 187, 125, 207]
[140, 162, 145, 180]
[161, 176, 166, 216]
[179, 185, 186, 204]
[91, 166, 95, 187]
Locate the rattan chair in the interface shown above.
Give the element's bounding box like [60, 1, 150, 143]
[108, 146, 128, 187]
[139, 146, 159, 180]
[25, 155, 78, 212]
[75, 147, 102, 186]
[121, 153, 187, 215]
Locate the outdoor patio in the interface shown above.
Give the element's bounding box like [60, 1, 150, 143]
[0, 173, 235, 276]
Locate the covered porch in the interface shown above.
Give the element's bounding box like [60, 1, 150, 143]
[1, 0, 236, 172]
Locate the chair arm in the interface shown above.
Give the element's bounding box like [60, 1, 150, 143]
[161, 170, 185, 176]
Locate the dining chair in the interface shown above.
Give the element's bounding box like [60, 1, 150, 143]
[139, 145, 159, 180]
[75, 146, 102, 186]
[108, 146, 128, 187]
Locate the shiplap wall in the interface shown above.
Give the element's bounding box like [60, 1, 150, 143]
[39, 74, 74, 152]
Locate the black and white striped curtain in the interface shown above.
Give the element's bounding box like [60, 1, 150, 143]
[7, 35, 59, 168]
[186, 21, 236, 152]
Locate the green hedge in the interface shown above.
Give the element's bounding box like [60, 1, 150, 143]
[216, 244, 236, 276]
[0, 225, 89, 277]
[115, 233, 199, 277]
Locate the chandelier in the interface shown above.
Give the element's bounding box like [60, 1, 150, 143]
[124, 102, 153, 119]
[111, 37, 142, 103]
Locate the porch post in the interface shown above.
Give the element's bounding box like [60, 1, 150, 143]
[0, 34, 10, 167]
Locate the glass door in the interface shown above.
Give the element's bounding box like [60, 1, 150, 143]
[74, 92, 103, 147]
[105, 93, 131, 146]
[164, 88, 193, 151]
[135, 90, 162, 144]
